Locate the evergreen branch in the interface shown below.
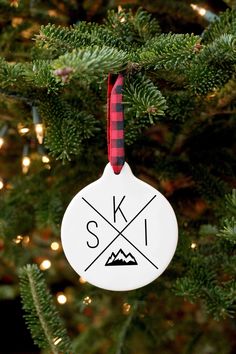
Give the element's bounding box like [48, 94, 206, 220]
[19, 264, 72, 353]
[217, 190, 236, 243]
[115, 302, 137, 354]
[105, 8, 161, 49]
[123, 74, 167, 144]
[138, 34, 200, 70]
[0, 57, 61, 93]
[202, 9, 236, 43]
[28, 60, 62, 92]
[37, 22, 126, 55]
[37, 8, 160, 57]
[187, 63, 233, 95]
[130, 7, 161, 41]
[36, 23, 80, 52]
[217, 217, 236, 243]
[192, 165, 228, 201]
[0, 57, 25, 89]
[40, 94, 99, 162]
[196, 34, 236, 66]
[123, 74, 167, 120]
[225, 189, 236, 216]
[52, 46, 128, 83]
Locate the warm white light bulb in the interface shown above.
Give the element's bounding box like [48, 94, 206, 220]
[53, 337, 62, 346]
[50, 241, 60, 251]
[118, 5, 125, 22]
[199, 8, 206, 16]
[18, 125, 30, 135]
[83, 296, 92, 305]
[35, 123, 44, 144]
[13, 235, 24, 244]
[22, 156, 31, 174]
[79, 277, 87, 284]
[23, 235, 30, 244]
[39, 259, 51, 270]
[0, 137, 4, 149]
[123, 302, 131, 314]
[191, 242, 197, 249]
[20, 127, 30, 134]
[0, 179, 4, 190]
[190, 4, 197, 10]
[57, 293, 67, 305]
[191, 4, 206, 17]
[42, 155, 50, 163]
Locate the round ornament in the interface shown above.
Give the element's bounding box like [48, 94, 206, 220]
[61, 162, 178, 291]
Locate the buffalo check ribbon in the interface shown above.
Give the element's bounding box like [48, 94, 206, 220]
[107, 73, 125, 174]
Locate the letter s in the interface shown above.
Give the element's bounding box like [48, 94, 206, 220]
[86, 221, 99, 248]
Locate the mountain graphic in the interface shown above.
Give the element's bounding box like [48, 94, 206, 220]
[105, 249, 138, 266]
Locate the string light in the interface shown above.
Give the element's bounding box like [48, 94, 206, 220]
[22, 235, 30, 245]
[191, 4, 206, 16]
[38, 144, 50, 167]
[118, 5, 125, 23]
[190, 4, 218, 22]
[18, 123, 30, 135]
[10, 0, 19, 8]
[32, 106, 44, 144]
[13, 235, 24, 244]
[0, 179, 4, 190]
[42, 155, 50, 163]
[191, 242, 197, 249]
[83, 296, 92, 305]
[11, 17, 23, 28]
[53, 337, 62, 346]
[13, 235, 30, 245]
[56, 292, 67, 305]
[22, 144, 31, 174]
[0, 137, 4, 149]
[122, 302, 131, 314]
[35, 123, 44, 144]
[50, 241, 60, 251]
[79, 277, 87, 284]
[0, 124, 8, 150]
[22, 156, 31, 174]
[39, 259, 51, 270]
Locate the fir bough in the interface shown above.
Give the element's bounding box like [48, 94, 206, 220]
[19, 264, 72, 353]
[174, 191, 236, 320]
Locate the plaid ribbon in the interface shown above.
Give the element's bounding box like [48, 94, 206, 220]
[107, 73, 125, 174]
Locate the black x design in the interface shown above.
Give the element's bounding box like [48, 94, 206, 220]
[82, 195, 158, 272]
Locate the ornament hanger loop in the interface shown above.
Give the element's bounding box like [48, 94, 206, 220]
[107, 73, 125, 174]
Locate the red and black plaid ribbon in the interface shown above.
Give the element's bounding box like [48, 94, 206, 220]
[107, 73, 125, 174]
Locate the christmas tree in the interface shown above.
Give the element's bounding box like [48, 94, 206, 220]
[0, 0, 236, 353]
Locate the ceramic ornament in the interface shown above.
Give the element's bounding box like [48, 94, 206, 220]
[61, 162, 178, 291]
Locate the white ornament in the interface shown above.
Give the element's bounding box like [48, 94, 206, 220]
[61, 163, 178, 291]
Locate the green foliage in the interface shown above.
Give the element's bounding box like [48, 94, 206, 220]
[188, 34, 236, 94]
[174, 191, 236, 320]
[37, 8, 161, 57]
[139, 33, 200, 70]
[40, 94, 99, 161]
[202, 9, 236, 43]
[105, 7, 161, 49]
[217, 190, 236, 243]
[124, 74, 167, 118]
[19, 264, 72, 353]
[123, 74, 167, 143]
[52, 46, 128, 83]
[0, 58, 25, 89]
